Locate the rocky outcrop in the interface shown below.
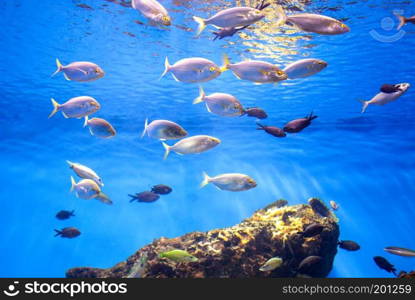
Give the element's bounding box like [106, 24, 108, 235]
[67, 199, 339, 278]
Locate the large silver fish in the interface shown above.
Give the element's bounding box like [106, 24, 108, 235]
[51, 59, 104, 82]
[131, 0, 171, 26]
[160, 57, 225, 83]
[67, 161, 104, 187]
[200, 172, 257, 192]
[360, 83, 410, 113]
[48, 96, 100, 119]
[193, 6, 264, 36]
[224, 55, 287, 84]
[277, 6, 350, 35]
[161, 135, 220, 159]
[283, 58, 328, 79]
[384, 246, 415, 257]
[84, 116, 116, 138]
[193, 86, 245, 117]
[141, 119, 187, 140]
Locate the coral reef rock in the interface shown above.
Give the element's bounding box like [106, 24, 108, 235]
[66, 200, 339, 278]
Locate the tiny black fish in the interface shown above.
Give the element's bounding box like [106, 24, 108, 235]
[129, 191, 160, 203]
[283, 112, 318, 133]
[282, 211, 295, 224]
[308, 198, 331, 217]
[257, 123, 286, 138]
[151, 184, 172, 195]
[373, 256, 397, 276]
[55, 210, 75, 220]
[54, 227, 81, 239]
[244, 107, 268, 119]
[302, 223, 324, 237]
[338, 240, 361, 251]
[275, 199, 288, 208]
[298, 256, 323, 274]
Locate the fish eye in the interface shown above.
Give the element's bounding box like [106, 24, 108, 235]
[277, 70, 284, 76]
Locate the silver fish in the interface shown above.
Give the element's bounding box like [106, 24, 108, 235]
[160, 57, 225, 83]
[384, 246, 415, 257]
[51, 59, 104, 82]
[84, 116, 116, 138]
[330, 200, 339, 211]
[161, 135, 220, 159]
[224, 55, 287, 84]
[131, 0, 171, 26]
[193, 6, 264, 36]
[283, 58, 328, 79]
[193, 86, 244, 117]
[48, 96, 100, 119]
[277, 6, 350, 35]
[70, 176, 105, 200]
[67, 161, 104, 187]
[200, 172, 257, 192]
[141, 119, 187, 140]
[259, 257, 283, 272]
[360, 83, 410, 113]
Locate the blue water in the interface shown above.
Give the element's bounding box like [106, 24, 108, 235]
[1, 0, 415, 278]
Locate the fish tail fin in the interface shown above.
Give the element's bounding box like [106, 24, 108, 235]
[275, 5, 287, 26]
[54, 229, 62, 237]
[83, 115, 89, 128]
[141, 118, 149, 138]
[193, 16, 206, 37]
[220, 54, 231, 72]
[159, 57, 171, 79]
[128, 194, 137, 203]
[70, 176, 76, 193]
[193, 85, 206, 104]
[359, 100, 369, 113]
[200, 171, 211, 188]
[51, 58, 63, 77]
[395, 13, 406, 30]
[48, 98, 60, 119]
[162, 142, 171, 160]
[256, 123, 265, 130]
[97, 193, 113, 205]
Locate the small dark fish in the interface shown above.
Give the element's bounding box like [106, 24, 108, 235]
[54, 227, 81, 238]
[282, 211, 295, 224]
[308, 198, 330, 217]
[384, 246, 415, 257]
[298, 256, 322, 273]
[275, 199, 288, 208]
[257, 123, 286, 138]
[302, 223, 324, 237]
[129, 191, 160, 203]
[373, 256, 397, 276]
[338, 240, 361, 251]
[77, 3, 93, 10]
[55, 210, 75, 220]
[212, 1, 270, 40]
[213, 26, 247, 40]
[329, 200, 339, 211]
[151, 184, 172, 195]
[244, 107, 268, 119]
[283, 113, 318, 133]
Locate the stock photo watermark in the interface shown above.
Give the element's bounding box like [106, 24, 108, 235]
[370, 9, 406, 42]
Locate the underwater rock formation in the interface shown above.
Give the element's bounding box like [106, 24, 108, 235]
[66, 199, 339, 278]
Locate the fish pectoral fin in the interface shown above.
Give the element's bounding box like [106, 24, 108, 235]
[254, 82, 263, 85]
[63, 73, 71, 81]
[260, 70, 269, 76]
